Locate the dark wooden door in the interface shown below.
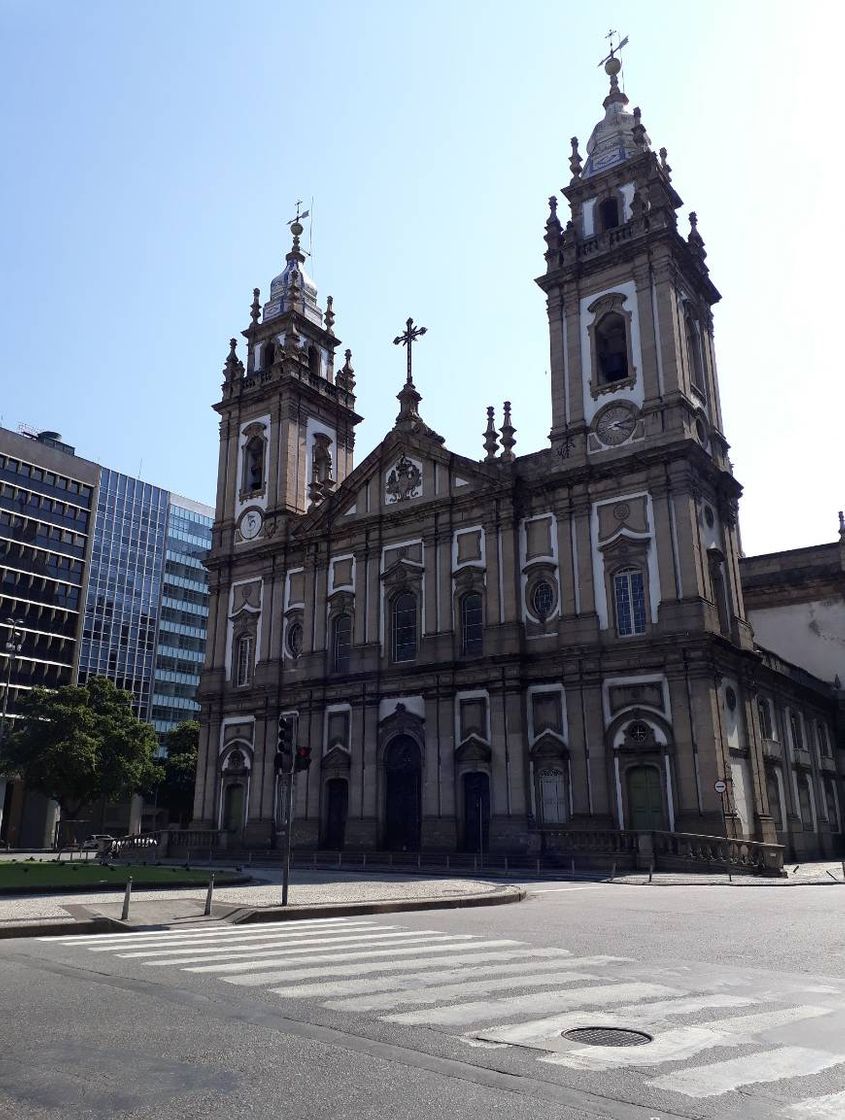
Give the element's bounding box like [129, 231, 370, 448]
[463, 772, 490, 852]
[323, 779, 348, 850]
[384, 736, 421, 851]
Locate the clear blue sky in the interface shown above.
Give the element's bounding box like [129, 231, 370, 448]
[2, 0, 841, 554]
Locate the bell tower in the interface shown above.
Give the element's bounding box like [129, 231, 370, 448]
[212, 214, 363, 546]
[537, 47, 752, 648]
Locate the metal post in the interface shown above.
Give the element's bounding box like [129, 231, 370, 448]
[720, 791, 732, 883]
[121, 876, 132, 921]
[417, 852, 421, 869]
[446, 854, 450, 871]
[362, 852, 367, 869]
[841, 860, 845, 882]
[570, 856, 575, 880]
[281, 765, 295, 907]
[648, 860, 654, 883]
[478, 794, 484, 869]
[504, 855, 509, 874]
[610, 861, 616, 882]
[204, 872, 215, 916]
[535, 857, 540, 877]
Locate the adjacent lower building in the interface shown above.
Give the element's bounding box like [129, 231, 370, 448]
[193, 55, 843, 862]
[0, 428, 212, 846]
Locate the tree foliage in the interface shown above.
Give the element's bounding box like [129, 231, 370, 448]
[0, 676, 160, 819]
[157, 720, 199, 826]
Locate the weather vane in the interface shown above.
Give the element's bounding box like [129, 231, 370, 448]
[393, 317, 427, 386]
[288, 200, 309, 227]
[598, 29, 628, 67]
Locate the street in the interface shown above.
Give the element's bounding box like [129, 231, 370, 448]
[1, 880, 844, 1119]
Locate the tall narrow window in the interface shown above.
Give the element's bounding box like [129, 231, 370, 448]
[817, 721, 832, 758]
[595, 312, 629, 384]
[308, 345, 321, 377]
[332, 613, 352, 673]
[685, 312, 706, 398]
[614, 567, 646, 636]
[263, 339, 276, 370]
[539, 769, 568, 825]
[598, 197, 620, 231]
[758, 699, 773, 740]
[789, 711, 804, 751]
[392, 591, 417, 663]
[235, 634, 253, 687]
[461, 592, 483, 656]
[242, 436, 265, 495]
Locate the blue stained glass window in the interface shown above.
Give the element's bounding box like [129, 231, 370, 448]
[614, 568, 646, 636]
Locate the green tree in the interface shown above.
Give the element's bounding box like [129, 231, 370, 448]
[0, 676, 160, 821]
[157, 720, 199, 826]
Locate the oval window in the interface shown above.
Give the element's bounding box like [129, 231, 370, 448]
[532, 580, 554, 620]
[286, 621, 303, 659]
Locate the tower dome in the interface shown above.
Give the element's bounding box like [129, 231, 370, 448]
[582, 56, 650, 178]
[263, 219, 323, 327]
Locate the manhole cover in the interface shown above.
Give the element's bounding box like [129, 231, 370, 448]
[563, 1027, 653, 1047]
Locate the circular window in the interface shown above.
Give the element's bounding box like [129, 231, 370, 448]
[227, 749, 245, 771]
[695, 417, 708, 446]
[628, 721, 651, 744]
[703, 505, 715, 529]
[531, 580, 555, 620]
[725, 686, 737, 712]
[286, 621, 303, 659]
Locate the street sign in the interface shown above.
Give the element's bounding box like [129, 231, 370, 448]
[714, 779, 727, 794]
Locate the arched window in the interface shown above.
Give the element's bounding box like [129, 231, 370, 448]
[598, 197, 620, 231]
[758, 699, 773, 740]
[461, 591, 483, 656]
[286, 620, 303, 660]
[684, 312, 706, 397]
[235, 634, 253, 687]
[614, 567, 646, 636]
[332, 613, 352, 673]
[595, 312, 629, 384]
[797, 774, 814, 828]
[263, 339, 276, 370]
[242, 436, 265, 495]
[392, 591, 417, 662]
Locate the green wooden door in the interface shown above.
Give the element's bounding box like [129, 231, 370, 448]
[627, 766, 666, 831]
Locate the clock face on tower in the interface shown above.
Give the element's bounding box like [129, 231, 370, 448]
[595, 404, 638, 447]
[238, 507, 263, 541]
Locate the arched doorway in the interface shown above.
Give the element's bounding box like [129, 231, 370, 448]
[384, 735, 421, 850]
[626, 765, 666, 831]
[462, 772, 490, 853]
[222, 783, 245, 835]
[323, 779, 348, 850]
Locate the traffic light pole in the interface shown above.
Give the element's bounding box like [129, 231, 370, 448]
[281, 753, 295, 907]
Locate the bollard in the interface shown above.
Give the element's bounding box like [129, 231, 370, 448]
[248, 851, 253, 867]
[121, 876, 133, 921]
[504, 856, 509, 874]
[417, 853, 421, 869]
[648, 860, 654, 884]
[473, 854, 478, 872]
[536, 858, 541, 877]
[362, 852, 367, 869]
[570, 856, 576, 881]
[446, 854, 450, 871]
[337, 851, 342, 868]
[204, 872, 215, 916]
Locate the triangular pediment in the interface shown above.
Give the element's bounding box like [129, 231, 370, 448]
[294, 428, 500, 536]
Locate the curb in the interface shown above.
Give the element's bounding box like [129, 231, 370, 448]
[0, 873, 252, 897]
[0, 916, 126, 940]
[226, 884, 527, 925]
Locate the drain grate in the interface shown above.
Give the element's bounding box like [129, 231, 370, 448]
[563, 1027, 653, 1047]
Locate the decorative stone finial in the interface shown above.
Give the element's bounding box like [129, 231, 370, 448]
[688, 211, 707, 259]
[250, 288, 261, 324]
[324, 295, 335, 332]
[603, 54, 628, 109]
[337, 347, 355, 392]
[222, 337, 243, 384]
[839, 510, 845, 540]
[659, 146, 672, 175]
[500, 401, 516, 462]
[290, 219, 304, 256]
[569, 137, 583, 183]
[483, 406, 499, 461]
[632, 106, 647, 148]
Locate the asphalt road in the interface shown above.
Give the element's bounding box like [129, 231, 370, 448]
[1, 879, 844, 1120]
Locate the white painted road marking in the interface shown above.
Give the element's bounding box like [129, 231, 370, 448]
[41, 916, 353, 942]
[648, 1046, 845, 1098]
[386, 981, 682, 1027]
[90, 921, 380, 950]
[788, 1090, 845, 1117]
[119, 929, 446, 960]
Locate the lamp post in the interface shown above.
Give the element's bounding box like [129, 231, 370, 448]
[0, 619, 24, 746]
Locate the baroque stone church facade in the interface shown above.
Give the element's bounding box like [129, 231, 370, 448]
[192, 58, 842, 857]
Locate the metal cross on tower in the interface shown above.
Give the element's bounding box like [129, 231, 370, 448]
[392, 317, 427, 385]
[287, 200, 310, 227]
[598, 30, 628, 67]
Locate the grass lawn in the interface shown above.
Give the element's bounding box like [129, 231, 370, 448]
[0, 862, 244, 893]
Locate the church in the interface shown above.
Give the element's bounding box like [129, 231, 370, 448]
[191, 55, 842, 862]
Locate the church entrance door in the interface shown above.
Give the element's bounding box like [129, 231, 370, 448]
[323, 779, 348, 850]
[384, 736, 421, 851]
[222, 782, 245, 836]
[626, 765, 666, 831]
[462, 772, 490, 853]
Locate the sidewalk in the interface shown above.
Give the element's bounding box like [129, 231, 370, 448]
[0, 869, 520, 937]
[613, 860, 845, 886]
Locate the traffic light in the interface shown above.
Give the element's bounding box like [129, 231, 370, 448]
[294, 745, 312, 772]
[275, 714, 296, 772]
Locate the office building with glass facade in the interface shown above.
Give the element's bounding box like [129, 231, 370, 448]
[150, 496, 213, 737]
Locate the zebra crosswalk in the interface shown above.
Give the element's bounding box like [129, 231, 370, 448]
[42, 917, 845, 1117]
